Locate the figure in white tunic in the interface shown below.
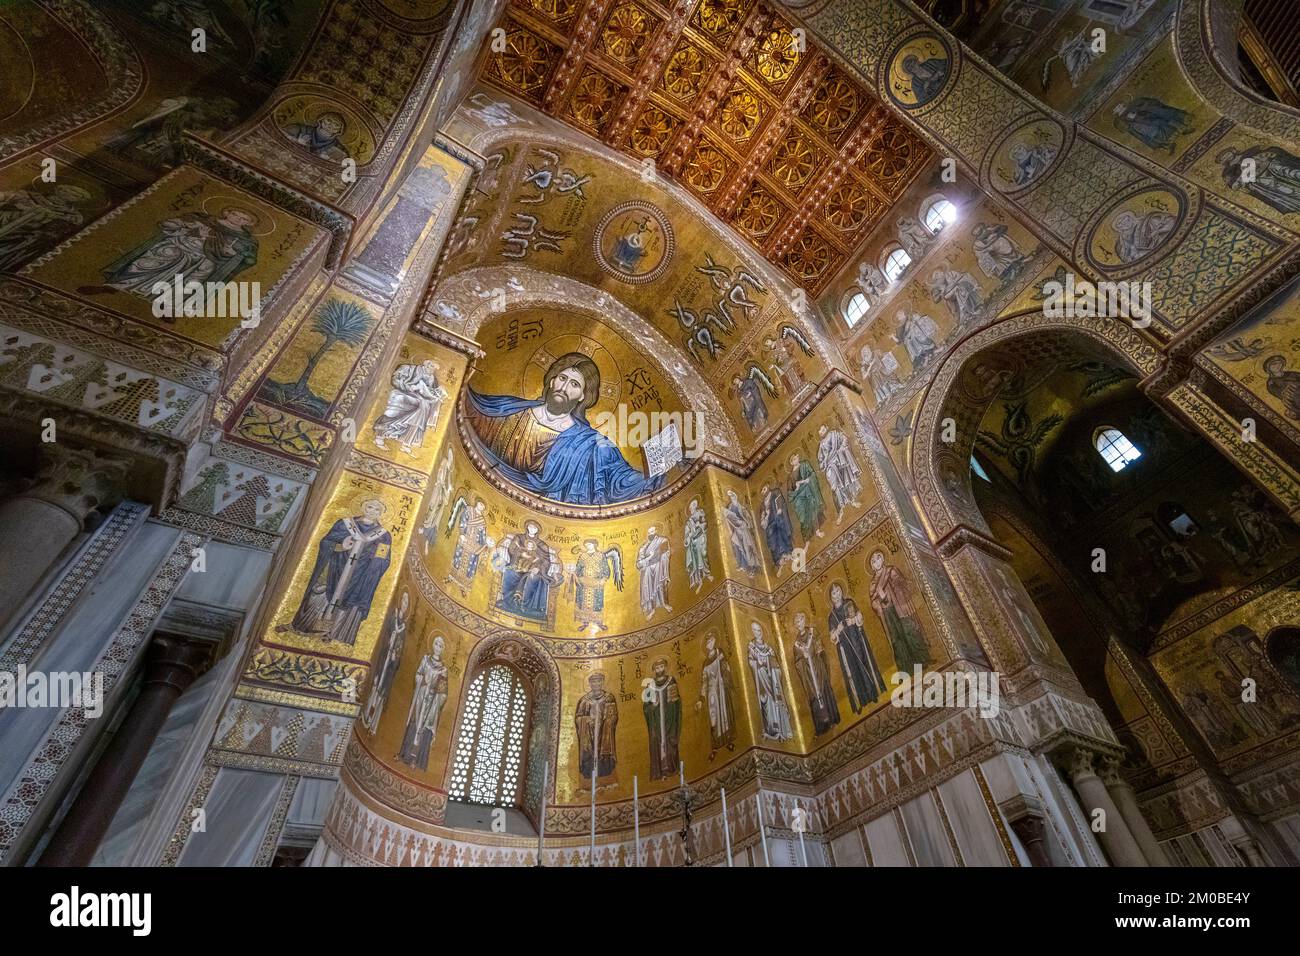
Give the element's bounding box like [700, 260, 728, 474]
[747, 622, 793, 741]
[817, 424, 863, 520]
[637, 526, 673, 619]
[373, 359, 447, 454]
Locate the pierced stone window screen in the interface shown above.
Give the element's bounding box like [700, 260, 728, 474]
[447, 663, 532, 807]
[883, 246, 911, 282]
[1094, 426, 1142, 472]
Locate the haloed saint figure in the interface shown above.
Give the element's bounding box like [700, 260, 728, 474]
[285, 498, 392, 646]
[466, 352, 664, 505]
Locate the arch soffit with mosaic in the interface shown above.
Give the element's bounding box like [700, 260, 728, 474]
[452, 120, 849, 368]
[782, 0, 1295, 351]
[429, 264, 742, 459]
[0, 1, 145, 158]
[1173, 0, 1300, 144]
[909, 310, 1162, 543]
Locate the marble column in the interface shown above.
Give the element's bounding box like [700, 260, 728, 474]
[0, 444, 128, 632]
[1099, 757, 1170, 866]
[1066, 749, 1147, 867]
[37, 634, 212, 867]
[1008, 814, 1052, 867]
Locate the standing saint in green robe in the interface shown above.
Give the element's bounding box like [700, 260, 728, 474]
[787, 453, 826, 541]
[868, 549, 930, 673]
[641, 658, 681, 780]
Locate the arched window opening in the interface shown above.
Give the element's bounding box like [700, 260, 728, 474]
[922, 196, 957, 233]
[883, 245, 912, 282]
[1094, 426, 1141, 472]
[448, 663, 531, 807]
[1266, 627, 1300, 695]
[843, 291, 871, 328]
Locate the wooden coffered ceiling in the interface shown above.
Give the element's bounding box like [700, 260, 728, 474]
[475, 0, 932, 294]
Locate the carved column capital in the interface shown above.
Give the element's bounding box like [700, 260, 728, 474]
[1008, 814, 1051, 867]
[1067, 747, 1098, 782]
[143, 633, 215, 695]
[1097, 755, 1127, 788]
[20, 444, 130, 526]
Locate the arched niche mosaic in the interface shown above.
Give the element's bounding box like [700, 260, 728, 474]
[910, 312, 1162, 541]
[429, 265, 741, 465]
[459, 305, 705, 509]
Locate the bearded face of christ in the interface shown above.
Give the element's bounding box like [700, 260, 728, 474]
[546, 366, 587, 415]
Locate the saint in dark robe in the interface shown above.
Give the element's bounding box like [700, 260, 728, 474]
[495, 521, 563, 623]
[1263, 354, 1300, 420]
[1112, 97, 1194, 152]
[759, 484, 795, 570]
[80, 207, 259, 302]
[361, 590, 409, 733]
[732, 373, 769, 432]
[792, 613, 840, 736]
[575, 673, 619, 785]
[868, 549, 930, 672]
[466, 352, 663, 505]
[901, 53, 949, 104]
[641, 658, 681, 781]
[1219, 145, 1300, 214]
[286, 499, 392, 645]
[828, 584, 886, 712]
[722, 490, 762, 575]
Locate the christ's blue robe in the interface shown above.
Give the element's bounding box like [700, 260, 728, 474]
[467, 389, 665, 505]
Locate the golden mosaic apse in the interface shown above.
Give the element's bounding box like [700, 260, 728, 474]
[477, 0, 931, 294]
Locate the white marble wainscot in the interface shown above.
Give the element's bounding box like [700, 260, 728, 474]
[0, 523, 202, 864]
[98, 533, 278, 865]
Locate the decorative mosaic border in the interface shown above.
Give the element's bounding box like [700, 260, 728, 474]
[154, 507, 280, 551]
[0, 500, 148, 672]
[159, 763, 220, 867]
[0, 531, 202, 864]
[252, 775, 300, 867]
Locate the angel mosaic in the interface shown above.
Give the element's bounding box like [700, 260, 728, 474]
[566, 539, 624, 635]
[445, 496, 494, 596]
[730, 363, 777, 433]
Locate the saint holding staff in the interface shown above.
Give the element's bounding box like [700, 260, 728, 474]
[697, 631, 737, 760]
[397, 633, 449, 772]
[283, 498, 391, 646]
[575, 672, 619, 789]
